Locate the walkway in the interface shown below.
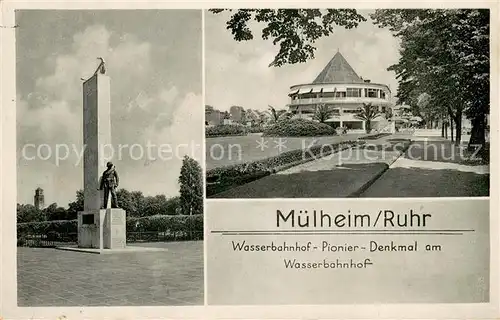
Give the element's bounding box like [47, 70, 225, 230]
[360, 140, 489, 197]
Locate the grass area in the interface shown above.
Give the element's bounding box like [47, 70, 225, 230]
[209, 163, 388, 198]
[360, 167, 489, 197]
[205, 134, 363, 169]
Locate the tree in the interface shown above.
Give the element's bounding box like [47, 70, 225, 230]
[312, 104, 335, 123]
[178, 156, 203, 216]
[210, 9, 366, 67]
[371, 9, 489, 149]
[165, 196, 181, 215]
[355, 103, 381, 133]
[17, 204, 45, 223]
[66, 190, 84, 220]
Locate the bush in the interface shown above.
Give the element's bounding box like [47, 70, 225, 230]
[127, 214, 203, 233]
[358, 133, 392, 140]
[17, 219, 77, 234]
[127, 214, 203, 241]
[206, 124, 246, 137]
[206, 140, 358, 196]
[263, 118, 336, 137]
[246, 125, 264, 133]
[17, 215, 204, 244]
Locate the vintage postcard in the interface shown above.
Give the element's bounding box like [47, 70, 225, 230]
[204, 4, 498, 318]
[1, 1, 499, 320]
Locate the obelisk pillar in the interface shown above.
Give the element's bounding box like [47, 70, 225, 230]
[83, 73, 111, 211]
[77, 72, 126, 250]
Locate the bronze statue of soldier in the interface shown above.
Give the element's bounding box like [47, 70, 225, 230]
[99, 161, 119, 209]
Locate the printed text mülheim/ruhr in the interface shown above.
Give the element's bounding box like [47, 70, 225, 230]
[276, 209, 432, 228]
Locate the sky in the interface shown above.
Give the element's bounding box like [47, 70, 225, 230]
[16, 10, 202, 207]
[205, 9, 401, 112]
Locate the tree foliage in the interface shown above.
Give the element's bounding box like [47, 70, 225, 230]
[178, 156, 203, 216]
[267, 105, 290, 123]
[355, 103, 381, 133]
[17, 204, 45, 223]
[210, 9, 366, 67]
[312, 103, 335, 123]
[371, 9, 489, 147]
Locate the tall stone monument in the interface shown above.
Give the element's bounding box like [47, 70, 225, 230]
[77, 63, 127, 250]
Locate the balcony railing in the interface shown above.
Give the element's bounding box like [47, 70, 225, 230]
[289, 96, 390, 106]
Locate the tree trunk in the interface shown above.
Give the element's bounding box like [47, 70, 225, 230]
[468, 114, 486, 151]
[455, 112, 462, 145]
[449, 114, 454, 142]
[441, 121, 445, 137]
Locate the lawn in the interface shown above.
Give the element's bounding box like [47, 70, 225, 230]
[205, 134, 362, 169]
[209, 163, 388, 198]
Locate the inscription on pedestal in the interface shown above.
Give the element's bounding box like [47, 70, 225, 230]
[82, 214, 94, 225]
[112, 212, 124, 225]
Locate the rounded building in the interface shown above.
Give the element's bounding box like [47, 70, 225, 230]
[288, 51, 393, 131]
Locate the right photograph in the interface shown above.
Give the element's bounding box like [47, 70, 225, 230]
[205, 8, 490, 199]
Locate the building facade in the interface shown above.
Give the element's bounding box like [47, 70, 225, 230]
[34, 187, 45, 210]
[229, 106, 246, 123]
[288, 51, 393, 131]
[205, 105, 223, 126]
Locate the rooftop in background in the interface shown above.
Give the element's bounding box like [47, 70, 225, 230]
[313, 51, 364, 84]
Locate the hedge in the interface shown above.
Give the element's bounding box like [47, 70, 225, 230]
[206, 140, 358, 196]
[206, 124, 246, 137]
[358, 133, 392, 140]
[17, 215, 203, 237]
[263, 118, 336, 137]
[17, 219, 77, 234]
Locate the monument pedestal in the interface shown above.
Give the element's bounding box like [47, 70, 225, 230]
[78, 209, 126, 249]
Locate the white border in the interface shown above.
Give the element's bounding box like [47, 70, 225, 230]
[2, 0, 499, 319]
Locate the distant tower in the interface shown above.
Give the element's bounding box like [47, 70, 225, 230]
[34, 188, 45, 210]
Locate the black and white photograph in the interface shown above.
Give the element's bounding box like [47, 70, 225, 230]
[205, 9, 490, 199]
[15, 9, 203, 306]
[205, 8, 494, 307]
[0, 3, 498, 320]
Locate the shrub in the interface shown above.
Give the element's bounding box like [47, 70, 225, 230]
[17, 219, 77, 234]
[246, 125, 264, 133]
[127, 214, 203, 241]
[206, 124, 246, 137]
[17, 215, 204, 245]
[126, 214, 203, 233]
[358, 133, 392, 140]
[263, 118, 336, 137]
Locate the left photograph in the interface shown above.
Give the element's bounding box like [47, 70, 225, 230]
[16, 10, 203, 306]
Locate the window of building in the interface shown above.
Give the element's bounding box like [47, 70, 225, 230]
[321, 92, 336, 98]
[380, 91, 386, 99]
[343, 109, 361, 114]
[335, 92, 347, 98]
[367, 89, 378, 98]
[299, 93, 316, 99]
[346, 88, 362, 97]
[301, 110, 315, 114]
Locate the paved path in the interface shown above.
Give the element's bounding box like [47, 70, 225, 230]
[17, 241, 203, 306]
[360, 140, 489, 197]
